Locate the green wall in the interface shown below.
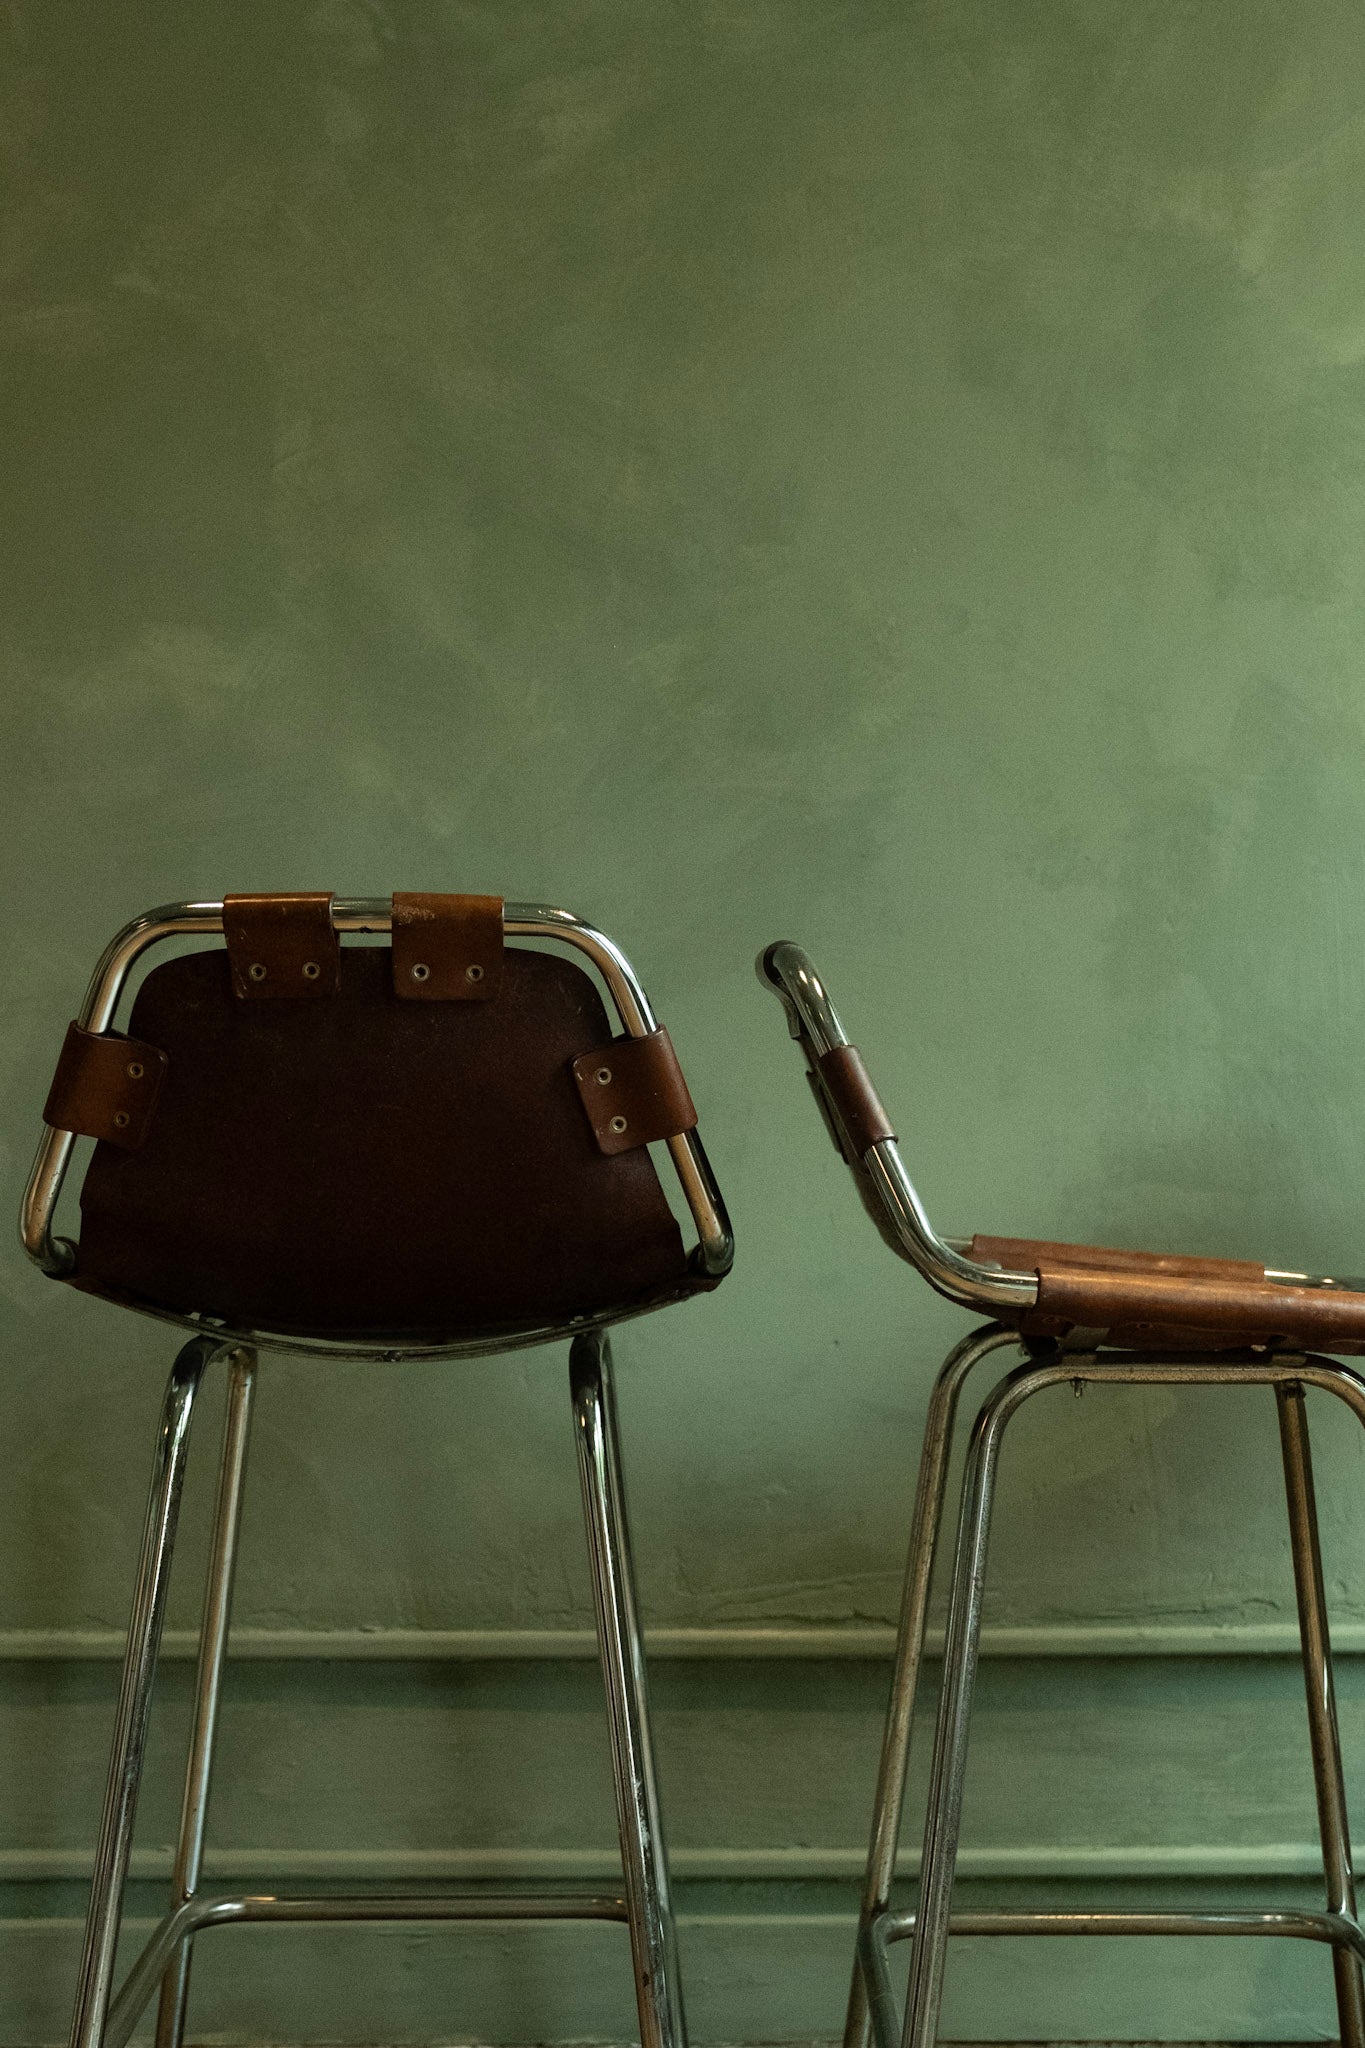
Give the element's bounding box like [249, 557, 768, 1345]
[6, 1, 1365, 2038]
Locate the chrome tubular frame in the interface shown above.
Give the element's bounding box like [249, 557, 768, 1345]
[845, 1338, 1365, 2048]
[22, 900, 733, 1359]
[760, 944, 1365, 2045]
[40, 905, 716, 2048]
[758, 941, 1365, 1306]
[758, 944, 1036, 1313]
[67, 1327, 688, 2048]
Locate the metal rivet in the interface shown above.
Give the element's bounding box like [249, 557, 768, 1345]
[609, 1114, 627, 1134]
[466, 963, 485, 983]
[126, 1062, 144, 1080]
[411, 963, 430, 982]
[595, 1066, 612, 1086]
[248, 963, 267, 982]
[302, 961, 321, 980]
[113, 1111, 130, 1129]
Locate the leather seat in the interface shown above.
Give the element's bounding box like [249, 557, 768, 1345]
[971, 1234, 1365, 1353]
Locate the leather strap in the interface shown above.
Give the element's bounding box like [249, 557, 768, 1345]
[971, 1236, 1263, 1284]
[572, 1029, 697, 1156]
[392, 893, 503, 1001]
[816, 1044, 895, 1158]
[964, 1234, 1365, 1351]
[224, 893, 339, 999]
[43, 1021, 167, 1149]
[1031, 1262, 1365, 1348]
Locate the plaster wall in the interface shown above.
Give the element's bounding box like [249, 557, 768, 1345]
[5, 2, 1365, 2036]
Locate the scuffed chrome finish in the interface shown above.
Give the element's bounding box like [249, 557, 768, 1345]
[71, 1328, 692, 2048]
[68, 1337, 224, 2048]
[49, 1283, 705, 1368]
[50, 909, 713, 2048]
[883, 1906, 1365, 1946]
[843, 1325, 1021, 2048]
[855, 1906, 1365, 2048]
[897, 1348, 1365, 2048]
[860, 1145, 1035, 1310]
[572, 1329, 687, 2048]
[756, 943, 1034, 1311]
[1277, 1383, 1365, 2046]
[105, 1889, 631, 2048]
[24, 898, 732, 1301]
[1266, 1267, 1365, 1293]
[154, 1351, 257, 2048]
[757, 942, 1365, 1306]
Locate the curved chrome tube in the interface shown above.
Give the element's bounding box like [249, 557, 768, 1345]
[23, 900, 733, 1291]
[757, 941, 1036, 1312]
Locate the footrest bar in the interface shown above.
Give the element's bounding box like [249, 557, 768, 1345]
[855, 1906, 1365, 2048]
[105, 1888, 630, 2048]
[878, 1904, 1364, 1952]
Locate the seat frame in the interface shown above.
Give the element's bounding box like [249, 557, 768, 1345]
[25, 900, 733, 2048]
[760, 939, 1365, 2048]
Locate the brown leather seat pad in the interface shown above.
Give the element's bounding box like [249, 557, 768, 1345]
[74, 945, 693, 1342]
[971, 1235, 1365, 1354]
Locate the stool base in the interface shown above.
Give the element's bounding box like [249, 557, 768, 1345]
[848, 1331, 1365, 2048]
[66, 1328, 685, 2048]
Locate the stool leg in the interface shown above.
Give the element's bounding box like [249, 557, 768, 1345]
[900, 1374, 1019, 2048]
[154, 1348, 257, 2048]
[69, 1337, 221, 2048]
[1276, 1382, 1365, 2048]
[570, 1329, 686, 2048]
[845, 1326, 1018, 2048]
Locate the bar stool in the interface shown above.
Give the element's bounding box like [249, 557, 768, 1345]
[759, 938, 1365, 2048]
[21, 891, 732, 2048]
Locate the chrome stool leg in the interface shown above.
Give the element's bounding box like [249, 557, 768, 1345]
[894, 1353, 1365, 2048]
[898, 1355, 1023, 2048]
[571, 1328, 686, 2048]
[69, 1336, 227, 2048]
[1277, 1381, 1365, 2048]
[844, 1325, 1019, 2048]
[154, 1348, 257, 2048]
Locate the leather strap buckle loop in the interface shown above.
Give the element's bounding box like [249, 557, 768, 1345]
[43, 1021, 167, 1150]
[816, 1044, 895, 1160]
[572, 1028, 698, 1156]
[391, 893, 504, 1001]
[224, 892, 340, 999]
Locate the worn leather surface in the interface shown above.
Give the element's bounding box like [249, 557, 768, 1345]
[971, 1234, 1365, 1352]
[73, 944, 694, 1340]
[224, 892, 340, 1000]
[571, 1028, 697, 1155]
[43, 1021, 168, 1151]
[971, 1235, 1263, 1284]
[392, 892, 504, 1002]
[816, 1045, 896, 1159]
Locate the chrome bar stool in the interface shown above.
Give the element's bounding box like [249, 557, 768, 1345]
[760, 938, 1365, 2048]
[22, 891, 732, 2048]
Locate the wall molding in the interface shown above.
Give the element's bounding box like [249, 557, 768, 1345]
[0, 1619, 1357, 1660]
[0, 1842, 1336, 1883]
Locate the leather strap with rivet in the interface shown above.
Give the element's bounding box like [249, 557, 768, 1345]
[224, 892, 340, 999]
[571, 1029, 698, 1156]
[43, 1021, 168, 1150]
[391, 893, 504, 1001]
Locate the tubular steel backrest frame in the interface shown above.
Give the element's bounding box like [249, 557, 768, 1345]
[757, 938, 1363, 1312]
[22, 898, 732, 1360]
[757, 940, 1035, 1313]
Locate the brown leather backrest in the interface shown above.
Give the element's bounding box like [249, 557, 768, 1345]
[70, 938, 699, 1344]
